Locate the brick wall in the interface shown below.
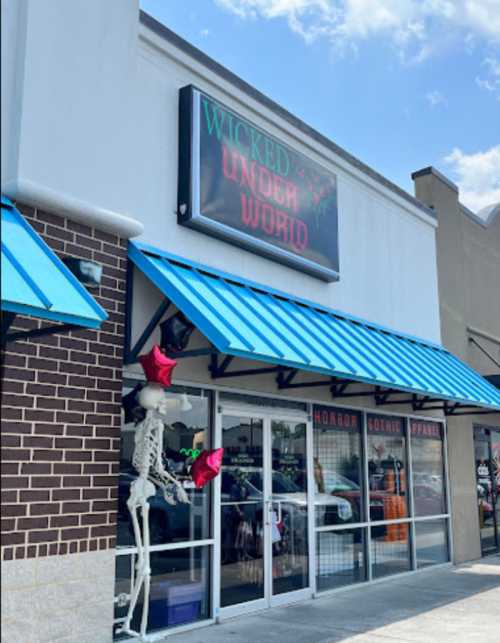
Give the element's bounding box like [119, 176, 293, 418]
[1, 203, 127, 561]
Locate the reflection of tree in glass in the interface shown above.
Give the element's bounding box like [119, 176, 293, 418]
[280, 465, 296, 484]
[273, 421, 291, 440]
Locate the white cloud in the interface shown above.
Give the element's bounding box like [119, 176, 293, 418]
[484, 56, 500, 75]
[476, 55, 500, 99]
[426, 90, 447, 107]
[476, 75, 500, 92]
[444, 145, 500, 213]
[465, 32, 477, 54]
[215, 0, 500, 60]
[200, 28, 210, 36]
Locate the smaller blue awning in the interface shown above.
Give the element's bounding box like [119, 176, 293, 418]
[1, 196, 107, 329]
[129, 241, 500, 412]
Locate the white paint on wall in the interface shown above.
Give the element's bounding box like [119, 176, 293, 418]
[1, 0, 143, 237]
[1, 0, 441, 343]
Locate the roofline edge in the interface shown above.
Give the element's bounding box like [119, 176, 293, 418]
[139, 10, 436, 222]
[2, 178, 144, 239]
[411, 166, 459, 193]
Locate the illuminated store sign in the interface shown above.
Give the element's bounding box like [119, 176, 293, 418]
[178, 85, 339, 281]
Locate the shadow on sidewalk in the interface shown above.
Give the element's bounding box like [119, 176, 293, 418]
[164, 555, 500, 643]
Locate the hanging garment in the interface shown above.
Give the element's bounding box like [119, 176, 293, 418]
[271, 510, 282, 544]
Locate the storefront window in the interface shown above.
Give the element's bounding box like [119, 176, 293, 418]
[117, 384, 212, 547]
[410, 420, 446, 517]
[415, 519, 448, 568]
[114, 383, 212, 637]
[370, 526, 411, 578]
[474, 425, 500, 554]
[312, 406, 367, 591]
[316, 528, 366, 591]
[367, 414, 408, 521]
[114, 547, 210, 636]
[313, 405, 364, 527]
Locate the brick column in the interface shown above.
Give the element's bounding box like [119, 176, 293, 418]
[1, 203, 126, 560]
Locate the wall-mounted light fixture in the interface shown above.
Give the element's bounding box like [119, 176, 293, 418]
[63, 257, 103, 287]
[160, 312, 195, 352]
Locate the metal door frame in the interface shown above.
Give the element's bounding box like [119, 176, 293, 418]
[214, 395, 313, 620]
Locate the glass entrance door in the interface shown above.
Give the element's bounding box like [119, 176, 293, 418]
[219, 412, 311, 616]
[491, 431, 500, 551]
[474, 426, 500, 554]
[270, 419, 309, 598]
[220, 414, 266, 609]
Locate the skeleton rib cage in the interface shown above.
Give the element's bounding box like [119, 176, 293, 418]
[132, 409, 190, 506]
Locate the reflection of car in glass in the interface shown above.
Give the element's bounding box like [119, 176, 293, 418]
[118, 468, 195, 545]
[221, 468, 353, 525]
[412, 483, 444, 515]
[319, 471, 387, 522]
[319, 471, 411, 530]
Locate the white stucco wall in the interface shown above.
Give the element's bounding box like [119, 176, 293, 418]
[1, 0, 441, 343]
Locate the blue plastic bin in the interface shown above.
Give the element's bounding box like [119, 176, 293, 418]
[149, 580, 203, 629]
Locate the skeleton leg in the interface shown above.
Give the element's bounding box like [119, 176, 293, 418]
[140, 501, 151, 639]
[120, 499, 150, 639]
[119, 502, 143, 635]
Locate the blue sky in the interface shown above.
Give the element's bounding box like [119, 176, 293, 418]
[140, 0, 499, 213]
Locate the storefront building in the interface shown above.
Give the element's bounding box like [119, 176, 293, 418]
[2, 3, 500, 642]
[412, 168, 500, 562]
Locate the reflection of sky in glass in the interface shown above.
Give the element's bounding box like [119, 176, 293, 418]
[162, 393, 207, 431]
[122, 385, 208, 432]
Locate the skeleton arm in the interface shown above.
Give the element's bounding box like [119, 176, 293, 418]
[147, 417, 190, 505]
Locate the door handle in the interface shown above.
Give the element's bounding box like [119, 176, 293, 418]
[265, 500, 272, 526]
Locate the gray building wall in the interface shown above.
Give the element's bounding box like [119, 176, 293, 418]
[412, 167, 500, 563]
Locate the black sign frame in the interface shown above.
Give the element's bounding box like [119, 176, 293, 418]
[178, 85, 339, 282]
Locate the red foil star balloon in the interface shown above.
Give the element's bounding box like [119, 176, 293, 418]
[190, 448, 224, 489]
[139, 345, 177, 387]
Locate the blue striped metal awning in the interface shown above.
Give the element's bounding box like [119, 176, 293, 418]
[1, 196, 107, 329]
[129, 241, 500, 411]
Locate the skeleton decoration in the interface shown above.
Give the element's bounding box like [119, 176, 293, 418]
[118, 345, 223, 641]
[118, 347, 190, 641]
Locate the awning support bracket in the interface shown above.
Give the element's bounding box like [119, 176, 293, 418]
[372, 393, 436, 407]
[374, 387, 395, 405]
[444, 402, 460, 416]
[209, 354, 234, 378]
[330, 381, 350, 398]
[123, 260, 217, 366]
[331, 387, 380, 399]
[209, 353, 285, 379]
[124, 297, 171, 365]
[3, 322, 80, 344]
[412, 395, 430, 411]
[277, 372, 333, 390]
[276, 369, 299, 389]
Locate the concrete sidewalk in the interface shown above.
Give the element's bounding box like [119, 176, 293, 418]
[165, 556, 500, 643]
